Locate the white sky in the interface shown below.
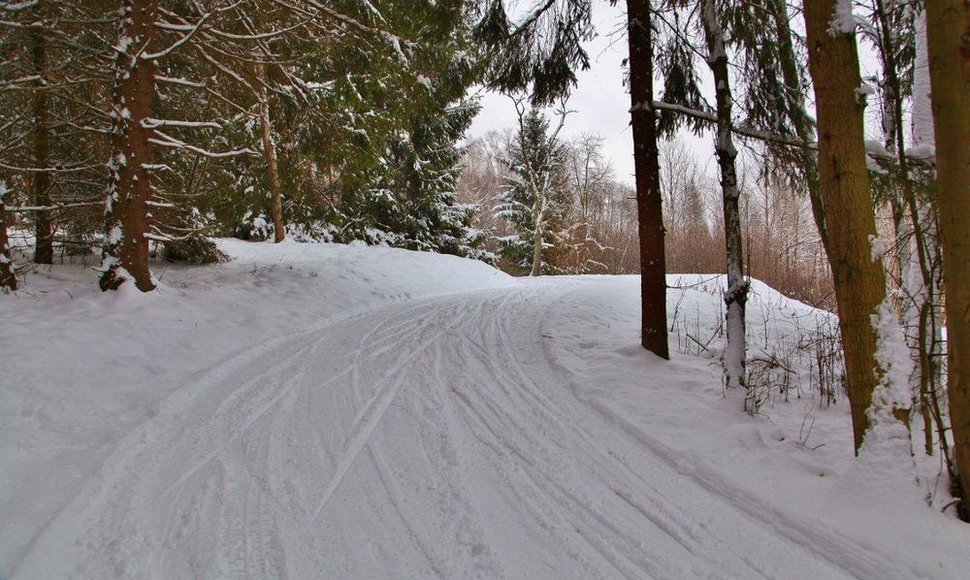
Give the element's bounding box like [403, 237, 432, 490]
[467, 2, 885, 190]
[467, 2, 716, 188]
[467, 2, 640, 187]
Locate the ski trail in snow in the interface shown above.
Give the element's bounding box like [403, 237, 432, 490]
[310, 305, 466, 522]
[9, 280, 943, 579]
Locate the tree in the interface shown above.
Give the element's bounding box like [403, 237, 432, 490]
[0, 181, 14, 291]
[99, 0, 161, 292]
[625, 0, 669, 359]
[475, 0, 670, 355]
[0, 1, 110, 267]
[804, 0, 890, 453]
[701, 0, 748, 396]
[925, 0, 970, 519]
[495, 101, 570, 275]
[565, 133, 612, 273]
[859, 0, 947, 461]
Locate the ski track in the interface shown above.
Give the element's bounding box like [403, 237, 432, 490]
[10, 281, 909, 579]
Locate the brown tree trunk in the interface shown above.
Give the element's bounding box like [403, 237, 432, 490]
[100, 0, 157, 292]
[257, 72, 285, 244]
[626, 0, 669, 359]
[701, 0, 748, 396]
[804, 1, 888, 453]
[925, 0, 970, 519]
[768, 0, 832, 264]
[0, 187, 16, 291]
[31, 27, 53, 265]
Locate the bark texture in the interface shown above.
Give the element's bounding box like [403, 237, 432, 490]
[804, 0, 888, 453]
[0, 191, 15, 291]
[100, 0, 158, 292]
[257, 70, 285, 244]
[925, 0, 970, 519]
[701, 0, 747, 395]
[31, 27, 53, 265]
[530, 198, 543, 277]
[626, 0, 669, 359]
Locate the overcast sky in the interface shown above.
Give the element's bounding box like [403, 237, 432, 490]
[466, 2, 647, 187]
[466, 3, 890, 191]
[466, 2, 718, 188]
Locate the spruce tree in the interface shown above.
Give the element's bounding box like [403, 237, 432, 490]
[496, 105, 570, 275]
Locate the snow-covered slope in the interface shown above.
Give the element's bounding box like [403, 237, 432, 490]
[2, 241, 969, 579]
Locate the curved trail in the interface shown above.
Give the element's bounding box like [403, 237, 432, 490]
[14, 282, 873, 579]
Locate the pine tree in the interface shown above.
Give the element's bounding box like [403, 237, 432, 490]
[476, 0, 670, 355]
[100, 0, 161, 292]
[624, 0, 669, 358]
[804, 0, 890, 453]
[925, 0, 970, 519]
[0, 181, 15, 291]
[496, 103, 570, 275]
[0, 1, 110, 266]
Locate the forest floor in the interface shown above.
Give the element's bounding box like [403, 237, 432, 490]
[2, 240, 970, 579]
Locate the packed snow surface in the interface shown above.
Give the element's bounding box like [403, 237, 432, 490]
[3, 240, 970, 579]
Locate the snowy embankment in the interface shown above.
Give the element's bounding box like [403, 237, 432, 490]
[2, 240, 969, 579]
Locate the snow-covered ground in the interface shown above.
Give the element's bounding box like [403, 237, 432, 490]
[2, 240, 969, 579]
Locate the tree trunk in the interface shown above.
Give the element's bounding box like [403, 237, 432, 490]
[768, 0, 831, 263]
[31, 27, 53, 265]
[100, 0, 158, 292]
[925, 0, 970, 519]
[625, 0, 669, 359]
[258, 72, 285, 244]
[804, 0, 888, 453]
[912, 8, 949, 465]
[0, 186, 16, 291]
[701, 0, 748, 396]
[530, 197, 543, 276]
[875, 0, 943, 457]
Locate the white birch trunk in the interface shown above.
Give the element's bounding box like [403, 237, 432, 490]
[701, 0, 748, 397]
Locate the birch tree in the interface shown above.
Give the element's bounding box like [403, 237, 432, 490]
[700, 0, 748, 397]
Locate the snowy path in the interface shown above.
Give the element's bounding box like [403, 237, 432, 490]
[7, 254, 966, 579]
[9, 277, 938, 579]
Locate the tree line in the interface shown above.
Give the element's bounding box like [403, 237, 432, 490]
[0, 0, 490, 292]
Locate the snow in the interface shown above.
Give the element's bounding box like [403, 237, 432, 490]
[911, 10, 935, 152]
[828, 0, 856, 36]
[863, 297, 915, 463]
[2, 241, 969, 579]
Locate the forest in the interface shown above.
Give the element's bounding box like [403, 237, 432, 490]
[2, 0, 970, 576]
